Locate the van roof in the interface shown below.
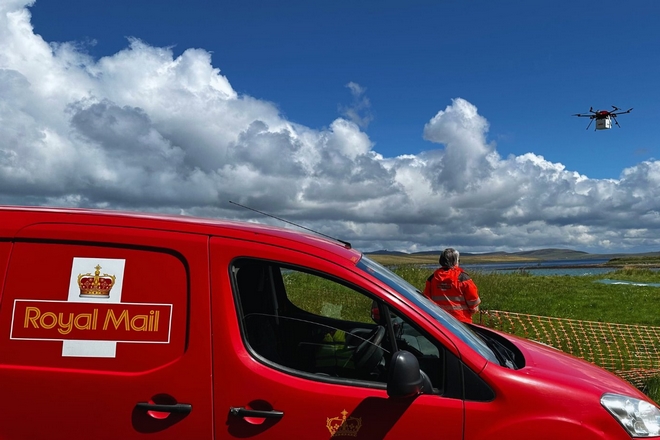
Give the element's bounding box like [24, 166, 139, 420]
[0, 205, 363, 264]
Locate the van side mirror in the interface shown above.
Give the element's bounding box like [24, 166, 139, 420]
[387, 350, 432, 398]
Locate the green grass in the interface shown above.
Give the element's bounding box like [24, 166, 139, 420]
[392, 265, 660, 326]
[641, 376, 660, 404]
[606, 256, 660, 266]
[283, 271, 374, 323]
[282, 263, 660, 329]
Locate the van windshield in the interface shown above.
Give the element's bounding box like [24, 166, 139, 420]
[356, 255, 499, 364]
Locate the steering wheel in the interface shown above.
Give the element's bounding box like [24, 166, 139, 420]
[353, 325, 386, 372]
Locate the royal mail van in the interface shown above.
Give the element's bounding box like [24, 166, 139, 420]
[0, 206, 658, 439]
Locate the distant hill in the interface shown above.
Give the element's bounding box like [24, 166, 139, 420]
[505, 249, 591, 260]
[367, 248, 660, 261]
[368, 250, 409, 256]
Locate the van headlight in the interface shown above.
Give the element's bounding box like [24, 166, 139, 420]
[601, 393, 660, 437]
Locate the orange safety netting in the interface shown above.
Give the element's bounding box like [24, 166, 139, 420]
[477, 309, 660, 388]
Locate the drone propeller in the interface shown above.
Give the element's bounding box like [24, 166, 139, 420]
[610, 106, 633, 115]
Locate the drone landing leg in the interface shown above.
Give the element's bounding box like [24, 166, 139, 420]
[586, 119, 594, 130]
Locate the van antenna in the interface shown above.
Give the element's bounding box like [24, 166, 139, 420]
[229, 200, 352, 249]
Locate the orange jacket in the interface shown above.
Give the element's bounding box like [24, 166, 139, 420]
[423, 266, 480, 323]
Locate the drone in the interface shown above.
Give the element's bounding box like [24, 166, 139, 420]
[572, 106, 633, 130]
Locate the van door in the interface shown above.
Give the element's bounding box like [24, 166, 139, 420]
[211, 237, 464, 439]
[0, 241, 11, 299]
[0, 224, 213, 439]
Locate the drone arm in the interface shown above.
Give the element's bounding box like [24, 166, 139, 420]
[610, 107, 633, 115]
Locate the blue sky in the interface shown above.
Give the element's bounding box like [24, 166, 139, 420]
[2, 0, 660, 253]
[28, 0, 659, 179]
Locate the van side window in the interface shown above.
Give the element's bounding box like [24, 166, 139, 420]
[232, 259, 447, 392]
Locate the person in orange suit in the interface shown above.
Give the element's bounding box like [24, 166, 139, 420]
[423, 248, 480, 323]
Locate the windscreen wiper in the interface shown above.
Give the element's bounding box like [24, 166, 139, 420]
[479, 334, 517, 369]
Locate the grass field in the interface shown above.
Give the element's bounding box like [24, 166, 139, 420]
[385, 263, 660, 326]
[606, 255, 660, 266]
[367, 253, 660, 329]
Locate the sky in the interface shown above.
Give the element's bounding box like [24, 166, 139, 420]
[1, 0, 660, 254]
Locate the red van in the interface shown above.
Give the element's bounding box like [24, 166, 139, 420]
[0, 206, 658, 439]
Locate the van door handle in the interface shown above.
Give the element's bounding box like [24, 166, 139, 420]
[136, 402, 193, 414]
[229, 407, 284, 419]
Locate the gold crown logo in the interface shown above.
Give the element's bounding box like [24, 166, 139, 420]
[77, 265, 116, 298]
[326, 409, 362, 437]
